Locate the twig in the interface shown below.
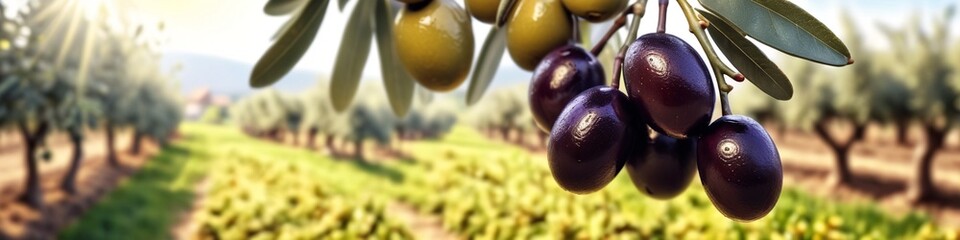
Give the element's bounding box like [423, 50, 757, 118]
[675, 0, 740, 115]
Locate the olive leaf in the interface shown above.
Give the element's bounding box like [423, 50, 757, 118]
[330, 0, 375, 112]
[465, 27, 507, 105]
[250, 0, 330, 88]
[698, 0, 851, 66]
[271, 7, 301, 40]
[495, 0, 517, 28]
[337, 0, 350, 11]
[264, 0, 308, 16]
[373, 0, 415, 117]
[700, 10, 792, 100]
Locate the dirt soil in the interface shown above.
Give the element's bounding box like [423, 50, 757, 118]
[171, 178, 209, 240]
[769, 127, 960, 228]
[0, 131, 159, 240]
[387, 202, 459, 240]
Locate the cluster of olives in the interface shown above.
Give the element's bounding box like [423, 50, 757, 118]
[393, 0, 626, 91]
[521, 2, 782, 222]
[392, 0, 783, 221]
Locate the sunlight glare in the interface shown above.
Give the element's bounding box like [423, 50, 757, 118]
[77, 0, 104, 20]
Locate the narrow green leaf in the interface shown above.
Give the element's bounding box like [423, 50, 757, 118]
[330, 0, 375, 112]
[271, 9, 300, 40]
[338, 0, 350, 11]
[373, 0, 415, 117]
[465, 27, 507, 105]
[698, 0, 851, 66]
[264, 0, 308, 16]
[250, 0, 330, 88]
[700, 10, 792, 100]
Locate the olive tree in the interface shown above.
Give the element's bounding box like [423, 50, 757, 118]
[232, 89, 288, 141]
[0, 62, 73, 207]
[0, 4, 75, 206]
[55, 67, 101, 194]
[879, 9, 958, 201]
[299, 84, 337, 151]
[470, 85, 527, 141]
[328, 88, 395, 160]
[281, 93, 305, 146]
[772, 12, 874, 185]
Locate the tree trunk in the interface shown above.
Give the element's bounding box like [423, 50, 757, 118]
[896, 120, 909, 146]
[325, 135, 335, 152]
[306, 128, 318, 150]
[515, 129, 526, 145]
[500, 127, 510, 141]
[61, 129, 83, 194]
[267, 128, 282, 142]
[908, 125, 946, 202]
[106, 124, 120, 168]
[291, 130, 299, 146]
[354, 139, 364, 161]
[813, 119, 863, 185]
[129, 130, 143, 155]
[830, 145, 852, 184]
[18, 121, 48, 208]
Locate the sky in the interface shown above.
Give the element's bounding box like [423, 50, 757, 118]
[7, 0, 960, 90]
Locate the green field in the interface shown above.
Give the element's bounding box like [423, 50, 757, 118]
[61, 123, 958, 239]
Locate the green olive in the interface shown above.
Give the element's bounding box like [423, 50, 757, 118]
[506, 0, 573, 71]
[395, 0, 475, 92]
[465, 0, 501, 23]
[562, 0, 628, 22]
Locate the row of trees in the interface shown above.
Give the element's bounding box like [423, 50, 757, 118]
[731, 9, 959, 202]
[465, 85, 547, 149]
[0, 0, 182, 208]
[231, 83, 458, 160]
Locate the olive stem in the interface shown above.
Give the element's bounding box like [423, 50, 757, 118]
[573, 17, 583, 45]
[657, 0, 668, 33]
[611, 1, 648, 90]
[675, 0, 736, 114]
[720, 92, 732, 115]
[589, 11, 630, 56]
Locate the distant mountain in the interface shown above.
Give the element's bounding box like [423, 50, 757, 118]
[161, 52, 322, 97]
[161, 51, 534, 100]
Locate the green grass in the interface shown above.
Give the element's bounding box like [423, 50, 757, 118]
[59, 123, 959, 239]
[59, 123, 401, 239]
[59, 127, 211, 239]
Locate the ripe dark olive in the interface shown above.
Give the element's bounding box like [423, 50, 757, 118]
[625, 133, 697, 200]
[465, 0, 501, 23]
[623, 33, 715, 139]
[548, 86, 631, 194]
[697, 115, 782, 222]
[529, 45, 606, 132]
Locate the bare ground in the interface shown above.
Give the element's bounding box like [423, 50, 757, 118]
[387, 202, 459, 240]
[171, 177, 210, 240]
[772, 130, 960, 228]
[0, 131, 158, 240]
